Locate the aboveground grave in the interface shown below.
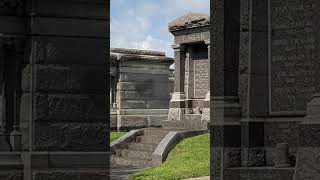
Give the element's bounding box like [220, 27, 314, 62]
[110, 48, 173, 130]
[210, 0, 320, 179]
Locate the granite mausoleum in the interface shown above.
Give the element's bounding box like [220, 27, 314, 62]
[163, 13, 211, 130]
[110, 48, 173, 130]
[210, 0, 320, 179]
[0, 1, 109, 179]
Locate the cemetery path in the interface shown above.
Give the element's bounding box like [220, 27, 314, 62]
[110, 163, 143, 180]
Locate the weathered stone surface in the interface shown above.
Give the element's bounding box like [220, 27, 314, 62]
[33, 170, 107, 180]
[23, 37, 107, 64]
[270, 0, 320, 113]
[117, 82, 169, 92]
[20, 93, 108, 122]
[111, 48, 165, 56]
[294, 148, 320, 180]
[119, 73, 169, 83]
[224, 167, 294, 180]
[174, 29, 210, 44]
[118, 116, 148, 129]
[22, 65, 107, 92]
[168, 13, 209, 32]
[33, 123, 108, 151]
[31, 17, 108, 38]
[30, 0, 108, 19]
[194, 59, 209, 98]
[148, 115, 167, 127]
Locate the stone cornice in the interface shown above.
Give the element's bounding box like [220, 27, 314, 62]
[168, 13, 210, 32]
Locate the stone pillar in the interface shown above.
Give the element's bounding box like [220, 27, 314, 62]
[201, 40, 211, 127]
[0, 40, 11, 151]
[164, 44, 186, 129]
[210, 0, 242, 179]
[18, 1, 109, 179]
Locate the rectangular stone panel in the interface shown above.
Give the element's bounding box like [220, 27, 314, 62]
[30, 17, 108, 38]
[24, 36, 107, 64]
[174, 27, 210, 44]
[119, 73, 169, 83]
[20, 93, 108, 122]
[117, 82, 169, 92]
[270, 0, 320, 113]
[33, 122, 108, 151]
[193, 59, 209, 98]
[30, 0, 108, 19]
[21, 64, 107, 93]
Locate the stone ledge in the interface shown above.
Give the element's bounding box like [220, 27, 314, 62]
[111, 48, 165, 56]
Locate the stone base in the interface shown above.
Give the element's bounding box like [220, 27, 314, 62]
[224, 167, 294, 180]
[0, 152, 109, 180]
[163, 114, 207, 130]
[117, 112, 168, 130]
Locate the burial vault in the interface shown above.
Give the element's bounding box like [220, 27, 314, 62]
[110, 48, 173, 130]
[163, 13, 210, 130]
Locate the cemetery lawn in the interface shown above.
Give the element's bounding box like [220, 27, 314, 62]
[129, 133, 210, 180]
[110, 131, 127, 142]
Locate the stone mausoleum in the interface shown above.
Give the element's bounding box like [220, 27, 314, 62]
[163, 13, 211, 130]
[110, 48, 173, 130]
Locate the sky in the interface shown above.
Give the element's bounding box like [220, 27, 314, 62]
[110, 0, 210, 58]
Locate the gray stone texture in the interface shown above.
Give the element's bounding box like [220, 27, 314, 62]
[165, 15, 210, 131]
[209, 0, 320, 179]
[0, 0, 109, 179]
[111, 48, 173, 129]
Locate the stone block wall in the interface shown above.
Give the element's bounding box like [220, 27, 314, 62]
[111, 48, 173, 130]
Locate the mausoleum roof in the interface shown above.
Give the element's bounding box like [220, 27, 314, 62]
[168, 12, 210, 32]
[110, 48, 173, 62]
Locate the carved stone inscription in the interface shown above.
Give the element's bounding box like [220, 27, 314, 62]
[270, 0, 320, 112]
[175, 31, 209, 44]
[194, 59, 209, 98]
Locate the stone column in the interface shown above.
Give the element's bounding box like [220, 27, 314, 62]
[201, 40, 211, 127]
[0, 40, 11, 151]
[17, 1, 109, 179]
[164, 44, 186, 129]
[210, 0, 242, 179]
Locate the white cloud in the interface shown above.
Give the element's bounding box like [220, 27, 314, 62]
[111, 0, 209, 58]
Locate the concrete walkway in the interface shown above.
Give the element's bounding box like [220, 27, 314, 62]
[184, 176, 210, 180]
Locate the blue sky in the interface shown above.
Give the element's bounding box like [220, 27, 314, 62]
[111, 0, 209, 57]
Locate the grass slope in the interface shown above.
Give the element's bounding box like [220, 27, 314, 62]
[129, 133, 210, 180]
[110, 131, 127, 143]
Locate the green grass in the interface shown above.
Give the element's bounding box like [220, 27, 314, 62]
[110, 131, 127, 143]
[129, 133, 210, 180]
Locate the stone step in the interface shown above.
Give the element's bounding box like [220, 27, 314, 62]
[142, 128, 170, 137]
[112, 156, 151, 168]
[118, 149, 152, 160]
[128, 143, 158, 152]
[135, 136, 164, 144]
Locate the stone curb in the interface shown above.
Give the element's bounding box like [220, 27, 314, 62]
[183, 176, 210, 180]
[151, 130, 208, 166]
[110, 130, 143, 153]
